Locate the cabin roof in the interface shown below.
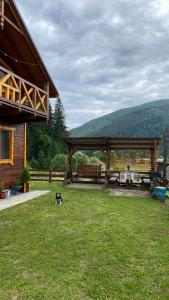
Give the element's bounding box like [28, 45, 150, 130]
[0, 0, 59, 98]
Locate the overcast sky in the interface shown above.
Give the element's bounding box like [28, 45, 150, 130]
[15, 0, 169, 129]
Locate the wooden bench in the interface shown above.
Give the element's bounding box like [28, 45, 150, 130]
[75, 165, 101, 182]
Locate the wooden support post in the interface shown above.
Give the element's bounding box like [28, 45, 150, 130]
[151, 149, 154, 171]
[106, 149, 111, 170]
[154, 139, 157, 172]
[163, 128, 168, 183]
[64, 147, 76, 185]
[0, 0, 4, 30]
[68, 154, 73, 182]
[104, 149, 111, 185]
[44, 82, 49, 121]
[18, 79, 22, 106]
[151, 139, 157, 172]
[49, 168, 52, 183]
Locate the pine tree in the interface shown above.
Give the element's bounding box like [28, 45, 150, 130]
[47, 103, 54, 136]
[27, 98, 69, 166]
[53, 97, 68, 142]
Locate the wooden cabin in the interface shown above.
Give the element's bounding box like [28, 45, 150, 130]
[0, 0, 59, 187]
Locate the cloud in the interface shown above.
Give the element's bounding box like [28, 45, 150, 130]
[15, 0, 169, 129]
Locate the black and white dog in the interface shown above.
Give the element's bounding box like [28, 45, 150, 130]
[55, 192, 63, 205]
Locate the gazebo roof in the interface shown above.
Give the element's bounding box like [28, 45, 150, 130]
[64, 137, 161, 150]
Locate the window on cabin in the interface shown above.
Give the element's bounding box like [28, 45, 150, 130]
[0, 129, 14, 164]
[1, 130, 11, 159]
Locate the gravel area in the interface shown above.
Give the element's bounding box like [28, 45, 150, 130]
[66, 183, 104, 190]
[67, 183, 150, 197]
[0, 190, 50, 211]
[109, 188, 151, 197]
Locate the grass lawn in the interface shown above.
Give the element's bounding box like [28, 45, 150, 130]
[1, 182, 169, 300]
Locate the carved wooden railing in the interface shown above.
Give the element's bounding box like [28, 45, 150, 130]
[0, 65, 48, 115]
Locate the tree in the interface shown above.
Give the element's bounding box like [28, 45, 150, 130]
[53, 98, 68, 142]
[52, 154, 67, 171]
[29, 157, 39, 169]
[92, 151, 106, 162]
[47, 103, 54, 136]
[88, 156, 103, 166]
[52, 97, 68, 154]
[27, 123, 48, 160]
[72, 152, 89, 171]
[27, 98, 69, 168]
[37, 149, 46, 169]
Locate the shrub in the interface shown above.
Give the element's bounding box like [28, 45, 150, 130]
[88, 156, 102, 166]
[73, 152, 89, 171]
[52, 154, 67, 171]
[92, 151, 106, 162]
[29, 158, 39, 169]
[20, 168, 30, 183]
[13, 179, 21, 186]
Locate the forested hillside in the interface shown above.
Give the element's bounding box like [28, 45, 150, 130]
[70, 99, 169, 138]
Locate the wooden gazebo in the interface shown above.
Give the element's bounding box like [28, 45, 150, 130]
[63, 137, 161, 184]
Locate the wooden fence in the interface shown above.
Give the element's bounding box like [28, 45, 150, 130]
[30, 170, 65, 182]
[30, 169, 150, 183]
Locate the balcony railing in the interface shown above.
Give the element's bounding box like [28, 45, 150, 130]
[0, 65, 48, 116]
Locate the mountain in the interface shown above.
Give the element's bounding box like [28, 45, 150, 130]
[70, 99, 169, 138]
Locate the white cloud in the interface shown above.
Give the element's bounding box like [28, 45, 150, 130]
[152, 0, 169, 16]
[15, 0, 169, 129]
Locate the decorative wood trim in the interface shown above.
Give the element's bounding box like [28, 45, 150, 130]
[45, 82, 49, 120]
[0, 65, 48, 116]
[0, 125, 15, 131]
[0, 126, 15, 165]
[4, 14, 24, 35]
[0, 159, 13, 165]
[0, 0, 4, 30]
[11, 129, 14, 164]
[0, 0, 24, 34]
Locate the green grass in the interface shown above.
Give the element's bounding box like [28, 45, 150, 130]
[1, 182, 169, 300]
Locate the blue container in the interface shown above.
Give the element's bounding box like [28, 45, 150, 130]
[153, 187, 167, 202]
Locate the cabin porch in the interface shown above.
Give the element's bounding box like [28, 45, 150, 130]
[0, 65, 49, 123]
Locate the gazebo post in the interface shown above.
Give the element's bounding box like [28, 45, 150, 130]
[104, 149, 111, 185]
[163, 128, 168, 183]
[64, 146, 76, 184]
[151, 139, 157, 172]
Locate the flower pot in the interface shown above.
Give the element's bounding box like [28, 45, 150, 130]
[4, 189, 11, 198]
[21, 182, 30, 193]
[0, 191, 6, 199]
[11, 185, 22, 195]
[25, 182, 30, 193]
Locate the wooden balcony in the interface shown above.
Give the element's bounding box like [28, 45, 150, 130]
[0, 65, 49, 123]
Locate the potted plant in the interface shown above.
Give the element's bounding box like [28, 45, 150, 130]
[0, 181, 6, 200]
[11, 179, 22, 195]
[20, 168, 30, 193]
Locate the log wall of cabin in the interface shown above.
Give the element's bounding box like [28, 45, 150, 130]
[0, 122, 24, 187]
